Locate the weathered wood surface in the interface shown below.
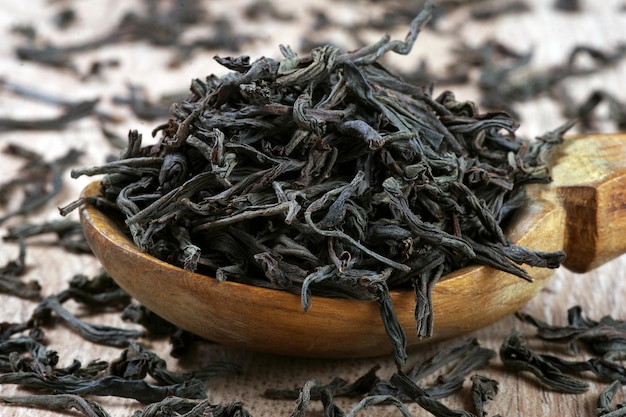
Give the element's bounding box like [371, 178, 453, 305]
[1, 1, 625, 416]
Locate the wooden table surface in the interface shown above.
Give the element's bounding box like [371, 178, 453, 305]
[1, 1, 626, 416]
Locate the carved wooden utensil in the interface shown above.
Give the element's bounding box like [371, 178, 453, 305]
[79, 133, 626, 358]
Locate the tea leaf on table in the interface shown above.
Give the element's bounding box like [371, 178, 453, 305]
[4, 219, 91, 254]
[373, 338, 495, 400]
[499, 331, 589, 393]
[110, 342, 240, 385]
[389, 372, 477, 417]
[516, 306, 626, 356]
[470, 375, 499, 417]
[0, 240, 41, 299]
[0, 394, 111, 417]
[0, 371, 207, 404]
[31, 295, 144, 347]
[596, 380, 626, 417]
[0, 145, 83, 225]
[265, 365, 380, 400]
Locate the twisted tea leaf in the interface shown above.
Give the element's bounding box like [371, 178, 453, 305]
[0, 371, 207, 404]
[130, 397, 253, 417]
[57, 269, 132, 309]
[265, 365, 381, 400]
[372, 280, 408, 368]
[0, 146, 82, 225]
[565, 90, 626, 132]
[470, 375, 499, 417]
[499, 331, 589, 393]
[4, 219, 91, 254]
[516, 306, 626, 355]
[121, 303, 180, 336]
[407, 338, 482, 380]
[373, 338, 495, 400]
[0, 322, 29, 342]
[0, 336, 56, 373]
[290, 378, 318, 417]
[0, 240, 41, 300]
[505, 340, 626, 384]
[596, 380, 626, 417]
[389, 372, 477, 417]
[0, 99, 99, 132]
[345, 395, 414, 417]
[110, 342, 240, 385]
[32, 295, 144, 347]
[0, 394, 111, 417]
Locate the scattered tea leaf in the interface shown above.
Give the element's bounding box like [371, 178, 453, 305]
[31, 295, 144, 347]
[0, 394, 110, 417]
[516, 306, 626, 356]
[499, 331, 589, 393]
[470, 375, 499, 417]
[0, 240, 40, 300]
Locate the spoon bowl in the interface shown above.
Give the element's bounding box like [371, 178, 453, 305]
[79, 133, 626, 358]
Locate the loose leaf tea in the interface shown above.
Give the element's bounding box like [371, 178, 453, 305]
[386, 372, 477, 417]
[4, 219, 91, 253]
[470, 375, 499, 417]
[265, 365, 381, 400]
[13, 0, 251, 72]
[0, 78, 115, 128]
[131, 397, 253, 417]
[371, 338, 495, 400]
[0, 331, 238, 405]
[57, 269, 132, 309]
[561, 89, 626, 132]
[516, 306, 626, 356]
[281, 377, 418, 417]
[0, 259, 241, 410]
[0, 143, 83, 225]
[0, 394, 111, 417]
[0, 368, 207, 404]
[499, 331, 590, 393]
[265, 337, 497, 416]
[112, 84, 178, 121]
[426, 39, 626, 121]
[2, 1, 626, 416]
[0, 99, 99, 132]
[0, 240, 41, 299]
[595, 380, 626, 417]
[31, 295, 145, 347]
[64, 2, 568, 366]
[109, 342, 241, 385]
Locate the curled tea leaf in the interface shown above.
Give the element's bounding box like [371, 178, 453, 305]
[499, 331, 589, 393]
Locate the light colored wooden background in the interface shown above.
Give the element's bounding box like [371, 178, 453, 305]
[1, 0, 625, 416]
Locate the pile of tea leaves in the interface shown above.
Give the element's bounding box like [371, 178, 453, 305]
[66, 3, 568, 367]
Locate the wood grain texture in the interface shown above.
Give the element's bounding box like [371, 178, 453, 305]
[551, 135, 626, 271]
[1, 1, 626, 416]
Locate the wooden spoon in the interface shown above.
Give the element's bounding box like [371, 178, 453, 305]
[79, 133, 626, 358]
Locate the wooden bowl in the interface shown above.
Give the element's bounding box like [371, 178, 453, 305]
[79, 134, 626, 358]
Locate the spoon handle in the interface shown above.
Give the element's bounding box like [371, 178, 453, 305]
[550, 133, 626, 273]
